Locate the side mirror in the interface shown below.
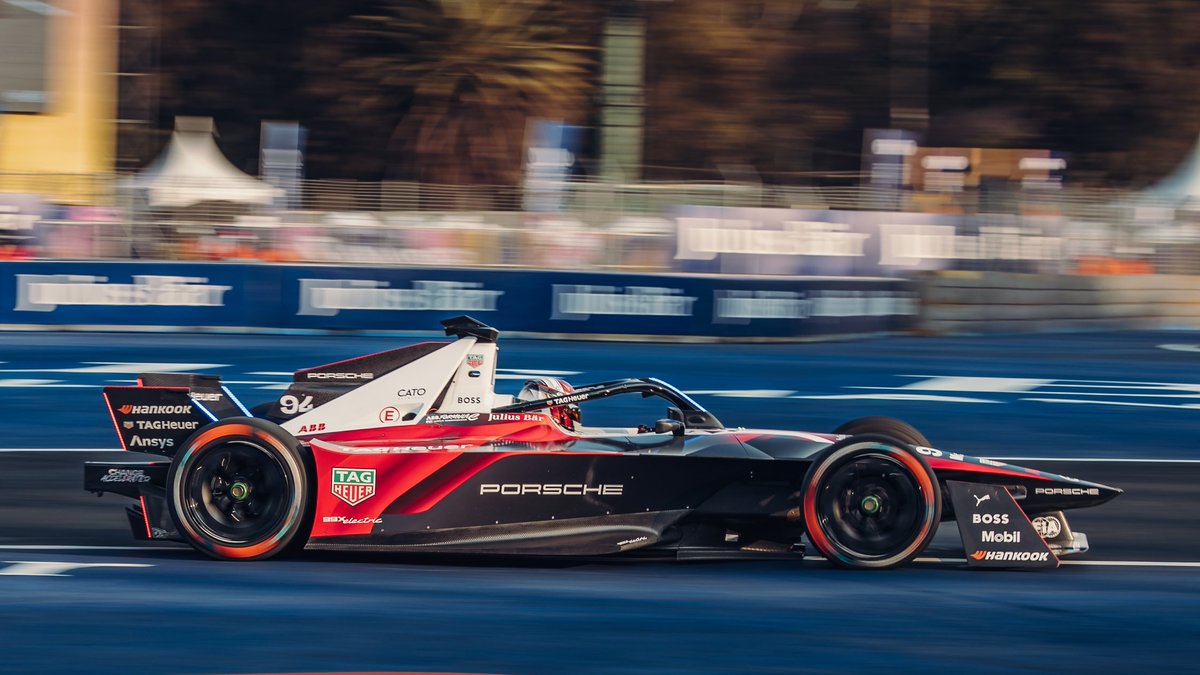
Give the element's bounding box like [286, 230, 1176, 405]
[654, 419, 685, 436]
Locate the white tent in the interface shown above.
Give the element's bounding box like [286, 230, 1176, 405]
[123, 116, 281, 208]
[1140, 131, 1200, 207]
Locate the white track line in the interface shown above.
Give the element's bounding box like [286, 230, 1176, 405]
[0, 448, 128, 453]
[5, 448, 1200, 464]
[0, 546, 1196, 568]
[1060, 560, 1200, 568]
[991, 457, 1200, 464]
[0, 561, 155, 576]
[0, 545, 179, 551]
[909, 557, 1200, 568]
[0, 363, 226, 374]
[7, 446, 1200, 461]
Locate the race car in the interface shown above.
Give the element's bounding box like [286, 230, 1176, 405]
[86, 316, 1121, 569]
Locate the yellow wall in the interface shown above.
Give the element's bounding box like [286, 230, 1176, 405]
[0, 0, 118, 201]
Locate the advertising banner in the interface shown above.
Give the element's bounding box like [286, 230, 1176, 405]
[673, 206, 1070, 276]
[1, 262, 295, 329]
[1, 262, 917, 340]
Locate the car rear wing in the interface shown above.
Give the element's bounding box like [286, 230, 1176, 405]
[102, 373, 250, 457]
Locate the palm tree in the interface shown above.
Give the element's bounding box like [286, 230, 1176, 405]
[316, 0, 598, 187]
[641, 0, 885, 181]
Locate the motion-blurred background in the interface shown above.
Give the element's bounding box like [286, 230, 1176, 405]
[1, 0, 1199, 335]
[2, 7, 1200, 673]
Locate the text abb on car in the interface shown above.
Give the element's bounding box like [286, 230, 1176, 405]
[86, 316, 1120, 569]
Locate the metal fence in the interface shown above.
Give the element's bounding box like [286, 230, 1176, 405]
[2, 172, 1198, 274]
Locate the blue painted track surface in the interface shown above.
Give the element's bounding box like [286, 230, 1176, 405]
[1, 329, 1199, 673]
[2, 329, 1199, 456]
[3, 550, 1199, 674]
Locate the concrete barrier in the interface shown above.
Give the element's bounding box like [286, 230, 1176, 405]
[917, 272, 1200, 334]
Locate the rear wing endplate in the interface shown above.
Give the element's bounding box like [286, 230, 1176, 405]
[102, 373, 249, 456]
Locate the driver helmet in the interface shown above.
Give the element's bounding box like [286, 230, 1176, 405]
[517, 377, 581, 430]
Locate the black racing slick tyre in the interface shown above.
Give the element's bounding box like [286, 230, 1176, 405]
[802, 435, 941, 570]
[248, 401, 278, 421]
[168, 417, 314, 561]
[833, 416, 931, 448]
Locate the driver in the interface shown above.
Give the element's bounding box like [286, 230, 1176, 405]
[516, 377, 582, 431]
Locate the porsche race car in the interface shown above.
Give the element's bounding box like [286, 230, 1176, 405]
[86, 316, 1121, 569]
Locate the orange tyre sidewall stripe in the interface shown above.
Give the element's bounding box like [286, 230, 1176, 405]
[802, 445, 936, 567]
[174, 423, 305, 560]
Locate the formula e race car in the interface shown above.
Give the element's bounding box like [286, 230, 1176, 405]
[86, 316, 1120, 569]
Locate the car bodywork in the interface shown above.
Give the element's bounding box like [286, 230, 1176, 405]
[86, 316, 1120, 568]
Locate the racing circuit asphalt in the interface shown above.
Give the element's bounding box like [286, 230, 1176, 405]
[2, 329, 1199, 673]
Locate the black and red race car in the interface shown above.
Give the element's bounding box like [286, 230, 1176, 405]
[86, 316, 1120, 569]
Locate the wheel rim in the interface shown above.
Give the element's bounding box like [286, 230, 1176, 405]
[816, 452, 928, 560]
[183, 440, 292, 546]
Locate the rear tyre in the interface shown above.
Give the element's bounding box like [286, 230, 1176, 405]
[168, 417, 313, 561]
[248, 401, 284, 423]
[802, 435, 941, 569]
[833, 416, 930, 447]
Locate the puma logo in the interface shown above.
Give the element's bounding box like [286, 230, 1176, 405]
[973, 494, 990, 507]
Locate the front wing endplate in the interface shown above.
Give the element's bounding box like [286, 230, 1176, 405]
[945, 480, 1059, 569]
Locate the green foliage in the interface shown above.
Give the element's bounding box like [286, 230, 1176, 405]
[928, 0, 1200, 186]
[140, 0, 1200, 187]
[642, 0, 891, 180]
[335, 0, 598, 185]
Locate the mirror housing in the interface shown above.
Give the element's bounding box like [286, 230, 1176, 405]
[654, 418, 685, 436]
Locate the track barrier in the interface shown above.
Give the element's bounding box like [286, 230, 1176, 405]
[0, 261, 917, 341]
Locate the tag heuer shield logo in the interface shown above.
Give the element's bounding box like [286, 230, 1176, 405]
[331, 468, 376, 506]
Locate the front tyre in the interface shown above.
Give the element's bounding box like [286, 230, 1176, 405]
[168, 417, 313, 561]
[833, 416, 930, 447]
[802, 435, 941, 569]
